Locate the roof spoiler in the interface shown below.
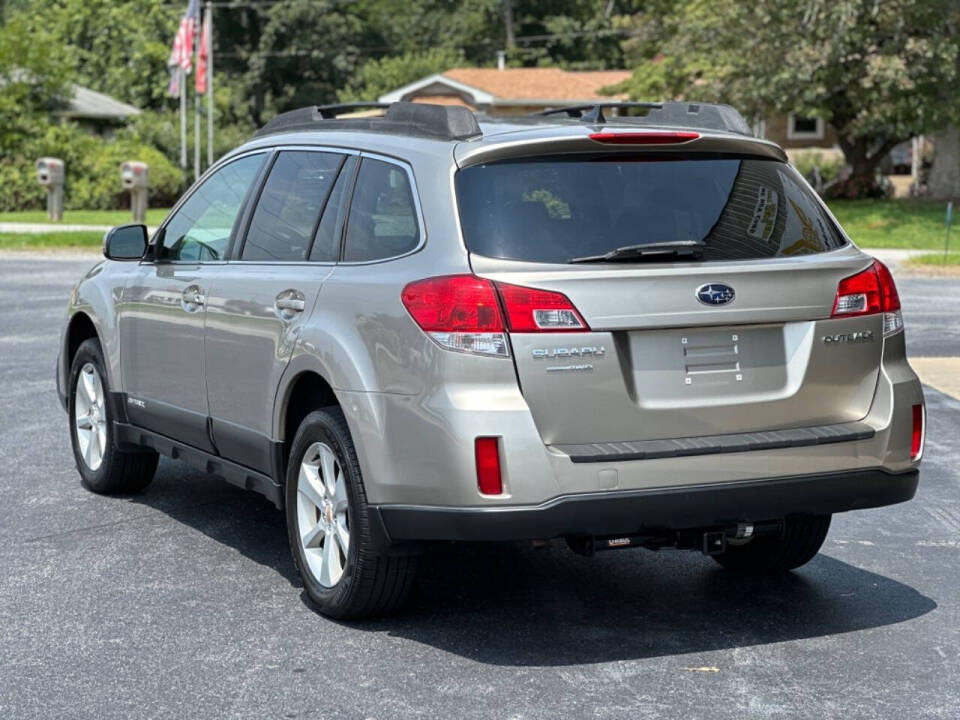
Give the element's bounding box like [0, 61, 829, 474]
[254, 102, 483, 141]
[534, 102, 753, 137]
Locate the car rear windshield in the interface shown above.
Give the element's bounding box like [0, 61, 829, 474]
[455, 155, 847, 264]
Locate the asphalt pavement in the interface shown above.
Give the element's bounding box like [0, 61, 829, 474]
[0, 254, 958, 719]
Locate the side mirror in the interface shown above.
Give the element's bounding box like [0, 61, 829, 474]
[103, 224, 148, 261]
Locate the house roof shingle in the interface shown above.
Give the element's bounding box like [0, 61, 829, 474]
[441, 67, 631, 103]
[378, 67, 631, 107]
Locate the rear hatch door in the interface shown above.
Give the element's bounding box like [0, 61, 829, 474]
[458, 149, 882, 445]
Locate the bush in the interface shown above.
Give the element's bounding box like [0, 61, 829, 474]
[824, 175, 893, 200]
[0, 122, 183, 212]
[790, 150, 845, 188]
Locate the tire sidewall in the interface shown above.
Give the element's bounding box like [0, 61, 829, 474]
[285, 410, 364, 614]
[68, 339, 114, 490]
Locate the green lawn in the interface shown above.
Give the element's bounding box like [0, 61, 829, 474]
[0, 208, 170, 226]
[905, 252, 960, 267]
[826, 199, 954, 250]
[0, 231, 103, 250]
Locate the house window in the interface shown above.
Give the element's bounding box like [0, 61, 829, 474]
[787, 114, 825, 141]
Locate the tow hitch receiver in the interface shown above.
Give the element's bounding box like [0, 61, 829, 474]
[702, 530, 726, 555]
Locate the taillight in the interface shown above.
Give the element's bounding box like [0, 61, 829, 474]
[588, 131, 700, 144]
[402, 276, 590, 353]
[495, 282, 589, 333]
[401, 275, 508, 356]
[831, 259, 903, 335]
[911, 404, 924, 461]
[475, 437, 502, 495]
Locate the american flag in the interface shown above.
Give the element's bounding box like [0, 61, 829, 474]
[195, 9, 209, 94]
[167, 0, 199, 97]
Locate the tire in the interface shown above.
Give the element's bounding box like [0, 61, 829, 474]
[713, 514, 831, 574]
[286, 407, 417, 619]
[68, 338, 158, 494]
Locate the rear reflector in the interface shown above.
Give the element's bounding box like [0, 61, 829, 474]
[495, 282, 589, 333]
[475, 437, 502, 495]
[832, 259, 903, 335]
[911, 404, 924, 461]
[588, 131, 700, 145]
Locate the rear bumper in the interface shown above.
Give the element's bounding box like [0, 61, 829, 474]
[375, 468, 918, 542]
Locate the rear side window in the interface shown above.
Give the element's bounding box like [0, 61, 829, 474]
[310, 155, 356, 262]
[455, 156, 847, 264]
[343, 158, 419, 262]
[242, 150, 344, 262]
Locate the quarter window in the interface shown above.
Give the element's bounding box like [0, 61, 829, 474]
[343, 158, 419, 262]
[242, 151, 345, 262]
[159, 153, 264, 262]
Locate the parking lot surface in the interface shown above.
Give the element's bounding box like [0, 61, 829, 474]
[1, 255, 958, 719]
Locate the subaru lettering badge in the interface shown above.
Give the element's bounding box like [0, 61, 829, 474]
[696, 283, 736, 306]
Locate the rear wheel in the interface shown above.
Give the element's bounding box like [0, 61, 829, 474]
[286, 407, 416, 619]
[69, 338, 158, 494]
[713, 514, 831, 574]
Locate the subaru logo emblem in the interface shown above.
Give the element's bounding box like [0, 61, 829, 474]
[696, 283, 735, 306]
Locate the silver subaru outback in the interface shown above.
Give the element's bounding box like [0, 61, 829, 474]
[56, 102, 925, 618]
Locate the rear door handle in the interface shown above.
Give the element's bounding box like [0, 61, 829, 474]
[275, 298, 305, 312]
[275, 289, 306, 320]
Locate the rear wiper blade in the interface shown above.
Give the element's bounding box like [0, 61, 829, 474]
[569, 241, 706, 264]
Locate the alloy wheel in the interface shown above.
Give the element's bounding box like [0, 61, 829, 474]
[74, 362, 107, 471]
[296, 442, 350, 587]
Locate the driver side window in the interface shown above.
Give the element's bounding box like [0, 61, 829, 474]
[159, 153, 265, 262]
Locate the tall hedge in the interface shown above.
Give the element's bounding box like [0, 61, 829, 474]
[0, 122, 183, 212]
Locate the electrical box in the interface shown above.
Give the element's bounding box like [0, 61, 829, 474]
[36, 158, 65, 220]
[36, 158, 65, 186]
[121, 161, 149, 223]
[121, 161, 149, 190]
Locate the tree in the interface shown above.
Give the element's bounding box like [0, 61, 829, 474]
[241, 0, 375, 124]
[339, 48, 465, 102]
[0, 14, 72, 153]
[37, 0, 179, 111]
[619, 0, 960, 193]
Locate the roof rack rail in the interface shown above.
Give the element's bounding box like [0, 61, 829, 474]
[533, 101, 753, 136]
[254, 102, 483, 141]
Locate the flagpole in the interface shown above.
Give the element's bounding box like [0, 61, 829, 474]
[179, 67, 187, 183]
[194, 83, 201, 181]
[206, 1, 214, 167]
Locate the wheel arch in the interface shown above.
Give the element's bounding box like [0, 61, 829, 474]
[59, 309, 109, 407]
[277, 369, 340, 449]
[66, 311, 99, 364]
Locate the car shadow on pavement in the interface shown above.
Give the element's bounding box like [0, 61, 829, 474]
[137, 459, 302, 586]
[139, 460, 935, 667]
[353, 540, 937, 666]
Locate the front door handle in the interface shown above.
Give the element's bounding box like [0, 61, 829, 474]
[181, 285, 206, 311]
[274, 289, 306, 320]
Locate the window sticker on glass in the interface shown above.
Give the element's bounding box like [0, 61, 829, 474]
[747, 186, 779, 243]
[777, 170, 833, 255]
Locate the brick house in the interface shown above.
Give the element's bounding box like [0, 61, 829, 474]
[377, 67, 632, 116]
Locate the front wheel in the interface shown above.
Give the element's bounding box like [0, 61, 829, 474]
[68, 338, 158, 494]
[713, 514, 831, 574]
[286, 407, 416, 619]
